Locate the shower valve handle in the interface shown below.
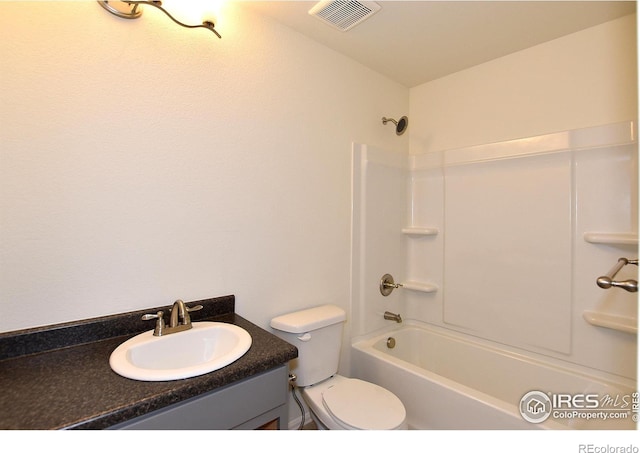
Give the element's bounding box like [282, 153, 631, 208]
[382, 281, 403, 289]
[380, 273, 402, 296]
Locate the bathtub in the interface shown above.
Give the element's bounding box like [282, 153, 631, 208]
[351, 322, 637, 430]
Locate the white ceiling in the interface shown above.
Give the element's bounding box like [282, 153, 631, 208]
[244, 1, 637, 87]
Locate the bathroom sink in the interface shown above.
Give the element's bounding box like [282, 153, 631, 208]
[110, 322, 252, 381]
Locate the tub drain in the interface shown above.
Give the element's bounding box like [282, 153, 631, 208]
[386, 337, 396, 349]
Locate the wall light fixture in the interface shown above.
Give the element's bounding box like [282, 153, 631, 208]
[98, 1, 221, 38]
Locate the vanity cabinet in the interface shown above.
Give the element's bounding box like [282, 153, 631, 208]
[109, 365, 289, 430]
[1, 295, 298, 430]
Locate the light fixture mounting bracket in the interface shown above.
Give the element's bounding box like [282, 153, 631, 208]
[98, 0, 143, 19]
[97, 1, 221, 39]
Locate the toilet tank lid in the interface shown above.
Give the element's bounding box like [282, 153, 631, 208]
[270, 305, 346, 333]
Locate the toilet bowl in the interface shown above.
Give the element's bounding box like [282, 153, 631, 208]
[301, 374, 407, 430]
[269, 304, 407, 430]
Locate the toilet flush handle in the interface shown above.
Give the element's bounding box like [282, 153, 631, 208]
[297, 332, 312, 341]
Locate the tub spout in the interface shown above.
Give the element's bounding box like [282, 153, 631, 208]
[384, 311, 402, 323]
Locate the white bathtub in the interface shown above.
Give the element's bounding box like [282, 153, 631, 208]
[351, 322, 637, 430]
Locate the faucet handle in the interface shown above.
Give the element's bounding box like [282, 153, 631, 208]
[141, 310, 164, 321]
[142, 310, 165, 336]
[181, 303, 203, 325]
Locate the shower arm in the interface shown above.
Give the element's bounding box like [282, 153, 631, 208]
[381, 116, 408, 135]
[596, 257, 638, 293]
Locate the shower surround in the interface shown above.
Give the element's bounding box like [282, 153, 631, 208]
[350, 121, 638, 429]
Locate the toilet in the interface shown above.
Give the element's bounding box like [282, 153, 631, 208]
[270, 304, 407, 430]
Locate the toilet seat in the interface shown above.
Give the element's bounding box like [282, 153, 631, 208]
[321, 378, 406, 430]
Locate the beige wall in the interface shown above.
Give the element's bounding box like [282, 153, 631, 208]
[410, 13, 637, 154]
[1, 4, 636, 337]
[0, 2, 409, 332]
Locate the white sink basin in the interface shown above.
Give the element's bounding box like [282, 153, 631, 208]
[110, 322, 252, 381]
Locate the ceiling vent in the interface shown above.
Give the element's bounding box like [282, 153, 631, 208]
[308, 1, 381, 32]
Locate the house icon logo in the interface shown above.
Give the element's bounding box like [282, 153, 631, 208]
[519, 391, 552, 423]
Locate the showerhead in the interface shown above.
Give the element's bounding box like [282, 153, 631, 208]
[382, 116, 409, 135]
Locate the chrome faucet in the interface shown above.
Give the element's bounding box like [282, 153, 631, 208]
[142, 299, 203, 336]
[384, 311, 402, 323]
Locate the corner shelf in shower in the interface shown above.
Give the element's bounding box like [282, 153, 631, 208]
[583, 232, 638, 245]
[402, 227, 439, 236]
[401, 281, 438, 293]
[582, 310, 637, 334]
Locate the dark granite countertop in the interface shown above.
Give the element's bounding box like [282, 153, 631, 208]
[0, 295, 297, 430]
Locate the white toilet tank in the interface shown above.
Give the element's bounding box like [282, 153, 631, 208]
[270, 305, 346, 387]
